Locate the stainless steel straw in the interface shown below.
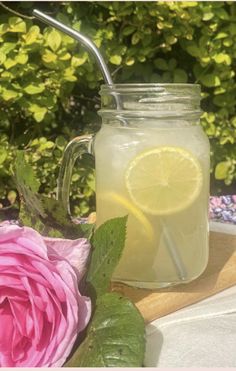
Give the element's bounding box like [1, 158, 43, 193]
[33, 9, 187, 281]
[32, 9, 124, 112]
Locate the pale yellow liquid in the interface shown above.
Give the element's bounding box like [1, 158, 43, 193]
[94, 121, 210, 288]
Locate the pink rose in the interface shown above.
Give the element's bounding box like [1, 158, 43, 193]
[0, 222, 91, 367]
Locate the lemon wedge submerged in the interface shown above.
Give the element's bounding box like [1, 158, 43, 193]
[125, 146, 203, 216]
[99, 192, 155, 243]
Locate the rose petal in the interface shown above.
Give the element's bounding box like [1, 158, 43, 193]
[0, 221, 91, 367]
[44, 237, 90, 280]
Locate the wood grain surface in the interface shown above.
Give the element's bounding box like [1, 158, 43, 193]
[111, 231, 236, 323]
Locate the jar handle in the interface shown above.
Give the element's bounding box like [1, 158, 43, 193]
[57, 135, 94, 216]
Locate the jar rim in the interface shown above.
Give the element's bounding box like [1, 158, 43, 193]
[100, 83, 200, 93]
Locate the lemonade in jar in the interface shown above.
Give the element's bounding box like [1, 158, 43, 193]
[94, 84, 210, 288]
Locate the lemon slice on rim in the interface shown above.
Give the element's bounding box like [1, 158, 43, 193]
[125, 146, 203, 216]
[99, 192, 155, 243]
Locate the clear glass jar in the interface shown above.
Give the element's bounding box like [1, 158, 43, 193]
[58, 84, 210, 289]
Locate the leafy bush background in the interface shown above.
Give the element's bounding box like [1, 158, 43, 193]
[0, 1, 235, 216]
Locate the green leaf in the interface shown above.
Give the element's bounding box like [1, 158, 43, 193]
[202, 12, 214, 21]
[154, 58, 168, 71]
[8, 17, 26, 33]
[200, 74, 220, 87]
[215, 161, 231, 180]
[58, 52, 71, 61]
[63, 67, 77, 81]
[24, 84, 45, 95]
[0, 51, 6, 65]
[214, 32, 228, 40]
[0, 23, 8, 36]
[109, 55, 122, 65]
[186, 44, 201, 58]
[39, 197, 92, 239]
[173, 68, 188, 83]
[46, 29, 62, 52]
[71, 54, 87, 67]
[0, 148, 7, 165]
[15, 151, 46, 223]
[15, 54, 28, 65]
[213, 53, 231, 66]
[55, 135, 67, 150]
[15, 151, 41, 194]
[4, 58, 17, 69]
[15, 152, 92, 238]
[23, 25, 41, 44]
[7, 190, 17, 204]
[165, 35, 177, 45]
[86, 216, 127, 297]
[2, 89, 18, 101]
[131, 32, 140, 45]
[66, 292, 145, 367]
[28, 104, 47, 122]
[123, 25, 136, 36]
[42, 50, 57, 63]
[0, 42, 16, 55]
[168, 58, 177, 71]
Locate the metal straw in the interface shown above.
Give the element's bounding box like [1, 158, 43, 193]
[32, 9, 123, 112]
[33, 9, 187, 281]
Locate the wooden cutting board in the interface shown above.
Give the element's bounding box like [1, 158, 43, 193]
[111, 230, 236, 324]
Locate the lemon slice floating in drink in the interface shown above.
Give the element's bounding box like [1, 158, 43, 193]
[125, 146, 203, 216]
[99, 192, 155, 243]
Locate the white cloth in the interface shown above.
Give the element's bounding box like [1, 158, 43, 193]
[145, 222, 236, 367]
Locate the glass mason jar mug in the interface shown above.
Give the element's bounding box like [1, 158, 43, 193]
[58, 84, 210, 289]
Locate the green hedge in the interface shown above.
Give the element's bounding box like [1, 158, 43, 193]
[0, 1, 235, 216]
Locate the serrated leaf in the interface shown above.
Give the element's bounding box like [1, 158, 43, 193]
[86, 216, 127, 297]
[15, 151, 41, 194]
[66, 292, 145, 367]
[38, 197, 90, 238]
[47, 29, 62, 52]
[15, 152, 92, 238]
[15, 151, 46, 222]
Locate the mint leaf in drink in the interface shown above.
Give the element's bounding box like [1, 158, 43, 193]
[65, 292, 145, 367]
[85, 216, 127, 297]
